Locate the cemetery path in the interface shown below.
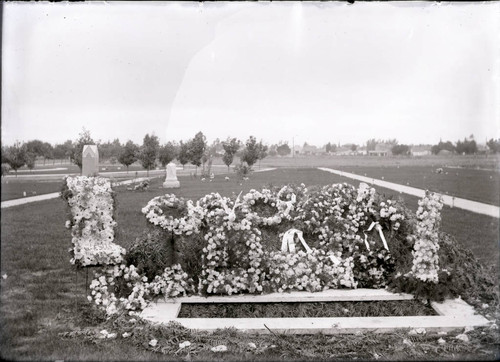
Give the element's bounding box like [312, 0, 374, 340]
[1, 177, 155, 209]
[318, 167, 500, 218]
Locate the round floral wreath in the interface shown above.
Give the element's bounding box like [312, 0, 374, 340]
[241, 189, 283, 226]
[141, 194, 200, 235]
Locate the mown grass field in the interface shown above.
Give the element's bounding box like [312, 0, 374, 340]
[1, 168, 499, 360]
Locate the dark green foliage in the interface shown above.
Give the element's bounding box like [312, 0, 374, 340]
[158, 142, 178, 167]
[177, 141, 190, 168]
[188, 132, 207, 168]
[177, 300, 437, 318]
[118, 141, 139, 172]
[487, 138, 500, 153]
[69, 128, 95, 169]
[241, 136, 260, 167]
[138, 134, 160, 174]
[276, 143, 291, 156]
[391, 144, 410, 156]
[125, 228, 176, 280]
[222, 137, 241, 170]
[4, 141, 27, 175]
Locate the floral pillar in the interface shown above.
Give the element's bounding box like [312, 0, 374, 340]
[63, 176, 125, 266]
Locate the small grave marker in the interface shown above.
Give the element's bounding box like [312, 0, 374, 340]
[163, 162, 180, 188]
[82, 145, 99, 177]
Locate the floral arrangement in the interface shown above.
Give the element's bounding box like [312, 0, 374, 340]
[88, 263, 192, 315]
[409, 191, 444, 283]
[85, 181, 457, 315]
[61, 176, 125, 267]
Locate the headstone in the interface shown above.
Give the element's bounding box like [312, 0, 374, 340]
[163, 162, 180, 188]
[82, 145, 99, 177]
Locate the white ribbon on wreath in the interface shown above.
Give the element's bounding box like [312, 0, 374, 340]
[363, 221, 389, 251]
[221, 191, 243, 222]
[277, 186, 296, 218]
[281, 228, 312, 253]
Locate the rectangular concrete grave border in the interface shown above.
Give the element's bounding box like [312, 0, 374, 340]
[140, 288, 491, 334]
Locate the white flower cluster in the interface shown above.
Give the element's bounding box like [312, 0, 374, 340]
[198, 192, 265, 295]
[88, 264, 191, 315]
[141, 194, 201, 235]
[410, 192, 444, 283]
[378, 200, 405, 231]
[294, 183, 372, 253]
[266, 250, 356, 292]
[64, 176, 125, 266]
[241, 189, 282, 226]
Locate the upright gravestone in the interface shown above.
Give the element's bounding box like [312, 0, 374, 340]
[82, 145, 99, 177]
[163, 162, 180, 188]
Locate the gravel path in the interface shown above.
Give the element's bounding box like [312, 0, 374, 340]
[1, 177, 155, 209]
[318, 167, 499, 218]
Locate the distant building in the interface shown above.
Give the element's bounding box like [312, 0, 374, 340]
[410, 145, 432, 156]
[368, 144, 391, 156]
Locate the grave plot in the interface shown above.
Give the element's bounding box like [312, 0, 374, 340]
[62, 177, 493, 335]
[141, 289, 490, 334]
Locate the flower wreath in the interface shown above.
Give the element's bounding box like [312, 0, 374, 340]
[141, 194, 199, 235]
[241, 189, 282, 226]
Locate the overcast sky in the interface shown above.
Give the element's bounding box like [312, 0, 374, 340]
[2, 1, 499, 147]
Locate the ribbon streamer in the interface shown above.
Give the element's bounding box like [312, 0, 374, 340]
[281, 229, 312, 253]
[366, 221, 389, 251]
[221, 191, 243, 221]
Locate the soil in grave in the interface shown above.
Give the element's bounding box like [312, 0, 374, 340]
[177, 300, 438, 318]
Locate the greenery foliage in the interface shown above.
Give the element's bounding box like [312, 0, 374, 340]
[69, 128, 95, 169]
[158, 141, 178, 167]
[118, 141, 139, 172]
[138, 134, 160, 175]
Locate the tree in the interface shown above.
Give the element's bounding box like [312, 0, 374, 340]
[53, 141, 72, 163]
[118, 140, 139, 173]
[158, 142, 179, 167]
[138, 134, 160, 176]
[241, 136, 260, 167]
[26, 152, 36, 171]
[188, 132, 207, 173]
[69, 128, 95, 169]
[486, 138, 500, 153]
[5, 141, 27, 177]
[456, 136, 477, 155]
[431, 140, 455, 155]
[366, 139, 377, 152]
[350, 144, 358, 152]
[268, 145, 278, 157]
[276, 143, 291, 156]
[178, 141, 190, 169]
[257, 140, 268, 168]
[222, 137, 241, 171]
[391, 144, 410, 155]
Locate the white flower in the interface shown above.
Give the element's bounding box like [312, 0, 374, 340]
[122, 332, 131, 338]
[455, 334, 469, 343]
[106, 333, 117, 339]
[149, 339, 158, 347]
[437, 338, 446, 345]
[211, 345, 227, 352]
[179, 341, 191, 349]
[248, 342, 257, 349]
[2, 274, 7, 280]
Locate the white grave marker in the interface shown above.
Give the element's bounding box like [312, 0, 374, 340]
[163, 162, 180, 188]
[82, 145, 99, 177]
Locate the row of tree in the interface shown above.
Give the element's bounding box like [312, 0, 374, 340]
[1, 129, 271, 176]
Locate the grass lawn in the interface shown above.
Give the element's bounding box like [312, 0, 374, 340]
[1, 168, 499, 360]
[333, 165, 500, 206]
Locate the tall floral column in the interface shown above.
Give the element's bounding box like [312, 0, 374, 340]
[410, 191, 444, 283]
[62, 176, 125, 267]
